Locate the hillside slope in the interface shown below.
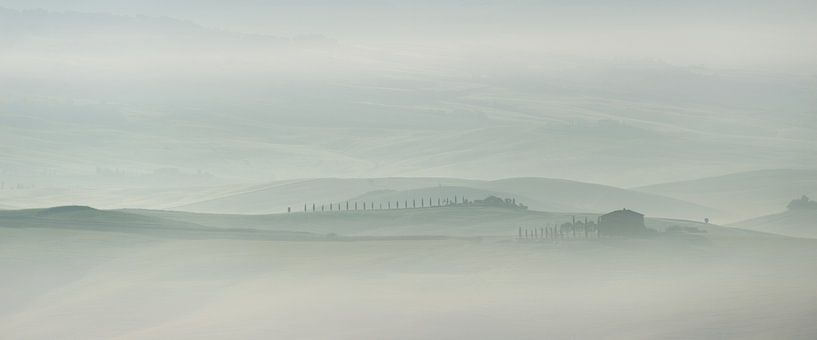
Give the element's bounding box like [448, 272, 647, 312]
[173, 178, 475, 214]
[474, 178, 715, 219]
[128, 206, 563, 237]
[126, 205, 751, 240]
[731, 209, 817, 239]
[635, 169, 817, 221]
[0, 206, 316, 240]
[173, 177, 716, 219]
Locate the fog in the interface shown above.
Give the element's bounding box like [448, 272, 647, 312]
[1, 2, 816, 188]
[1, 1, 816, 339]
[2, 213, 817, 339]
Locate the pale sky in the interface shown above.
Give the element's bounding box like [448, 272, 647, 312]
[0, 1, 815, 189]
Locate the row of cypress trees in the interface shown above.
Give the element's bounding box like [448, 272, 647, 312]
[291, 196, 470, 213]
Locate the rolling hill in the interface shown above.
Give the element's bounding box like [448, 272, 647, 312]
[172, 177, 717, 219]
[171, 178, 475, 214]
[127, 205, 566, 237]
[0, 206, 317, 241]
[634, 169, 817, 222]
[124, 204, 751, 241]
[0, 203, 743, 241]
[472, 178, 716, 219]
[731, 209, 817, 239]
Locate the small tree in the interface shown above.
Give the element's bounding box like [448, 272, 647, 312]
[788, 195, 817, 210]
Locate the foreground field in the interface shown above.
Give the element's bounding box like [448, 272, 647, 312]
[1, 216, 816, 339]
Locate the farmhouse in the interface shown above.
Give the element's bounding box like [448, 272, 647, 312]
[471, 196, 527, 209]
[598, 208, 647, 236]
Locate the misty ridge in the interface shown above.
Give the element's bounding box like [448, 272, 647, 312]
[1, 1, 817, 339]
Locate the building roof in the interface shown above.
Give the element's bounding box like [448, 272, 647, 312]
[601, 208, 644, 218]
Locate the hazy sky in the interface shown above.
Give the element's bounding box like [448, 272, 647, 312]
[0, 1, 815, 190]
[2, 0, 816, 70]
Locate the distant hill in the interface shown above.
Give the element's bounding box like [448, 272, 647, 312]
[731, 209, 817, 239]
[173, 177, 716, 219]
[472, 178, 715, 219]
[0, 203, 781, 241]
[0, 206, 317, 240]
[0, 205, 202, 232]
[124, 204, 746, 240]
[128, 205, 559, 237]
[0, 184, 260, 212]
[173, 178, 476, 214]
[634, 169, 817, 222]
[346, 186, 535, 209]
